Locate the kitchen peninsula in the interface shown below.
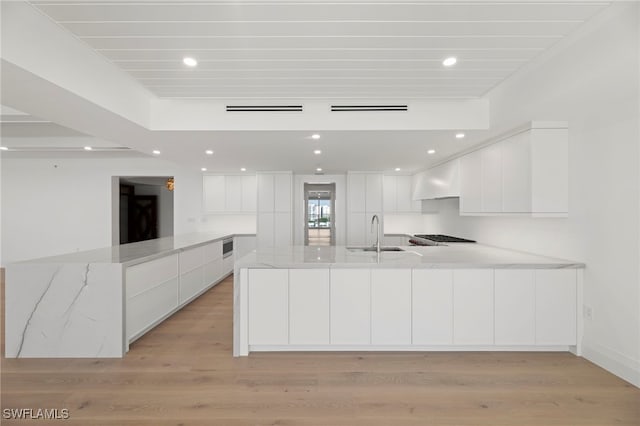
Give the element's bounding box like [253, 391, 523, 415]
[4, 232, 254, 358]
[234, 244, 585, 357]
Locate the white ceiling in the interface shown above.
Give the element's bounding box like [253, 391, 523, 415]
[27, 0, 610, 100]
[2, 1, 614, 174]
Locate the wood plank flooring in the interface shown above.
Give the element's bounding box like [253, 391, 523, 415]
[2, 274, 639, 425]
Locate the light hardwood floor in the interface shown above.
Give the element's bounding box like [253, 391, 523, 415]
[1, 274, 639, 425]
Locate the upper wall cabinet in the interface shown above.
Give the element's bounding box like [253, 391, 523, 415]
[460, 122, 568, 216]
[384, 175, 421, 213]
[412, 159, 460, 201]
[203, 174, 257, 214]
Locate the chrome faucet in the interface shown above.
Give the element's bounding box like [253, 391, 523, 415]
[371, 214, 381, 253]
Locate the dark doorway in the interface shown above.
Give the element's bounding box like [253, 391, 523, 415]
[119, 177, 173, 244]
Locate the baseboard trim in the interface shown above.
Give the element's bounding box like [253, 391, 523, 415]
[582, 344, 640, 388]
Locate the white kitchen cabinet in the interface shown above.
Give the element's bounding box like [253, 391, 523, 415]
[289, 269, 330, 344]
[481, 143, 503, 212]
[178, 246, 205, 304]
[412, 160, 460, 201]
[501, 131, 531, 212]
[256, 172, 293, 248]
[126, 254, 179, 340]
[412, 269, 454, 345]
[535, 269, 577, 345]
[347, 172, 384, 246]
[330, 269, 371, 344]
[384, 175, 421, 213]
[222, 254, 234, 275]
[459, 150, 483, 213]
[248, 269, 288, 345]
[371, 269, 412, 345]
[203, 174, 257, 214]
[494, 269, 535, 345]
[453, 269, 494, 345]
[460, 122, 568, 216]
[241, 175, 257, 213]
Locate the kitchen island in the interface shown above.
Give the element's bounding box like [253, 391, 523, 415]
[5, 232, 255, 358]
[233, 244, 585, 357]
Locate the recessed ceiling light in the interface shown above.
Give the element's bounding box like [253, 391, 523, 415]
[240, 167, 247, 172]
[316, 167, 323, 172]
[443, 57, 457, 67]
[311, 134, 321, 140]
[205, 150, 214, 155]
[428, 149, 436, 155]
[152, 150, 161, 155]
[183, 57, 198, 67]
[395, 167, 401, 172]
[0, 146, 8, 151]
[201, 167, 207, 172]
[84, 146, 92, 151]
[314, 149, 322, 155]
[455, 133, 465, 139]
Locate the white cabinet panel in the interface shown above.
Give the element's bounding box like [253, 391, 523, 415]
[502, 132, 531, 212]
[248, 269, 289, 345]
[274, 173, 292, 212]
[225, 175, 243, 212]
[481, 143, 502, 212]
[203, 175, 225, 213]
[460, 151, 482, 213]
[241, 175, 257, 212]
[348, 173, 366, 212]
[412, 269, 453, 345]
[371, 269, 411, 345]
[365, 174, 383, 212]
[453, 269, 494, 344]
[289, 269, 330, 344]
[126, 254, 178, 298]
[383, 175, 396, 212]
[234, 236, 257, 259]
[179, 246, 205, 274]
[495, 269, 535, 345]
[179, 266, 204, 304]
[126, 277, 178, 340]
[347, 212, 366, 246]
[531, 128, 569, 213]
[330, 269, 371, 344]
[222, 255, 234, 275]
[257, 173, 275, 212]
[274, 212, 292, 247]
[535, 269, 576, 345]
[202, 241, 223, 262]
[257, 212, 275, 248]
[204, 258, 223, 286]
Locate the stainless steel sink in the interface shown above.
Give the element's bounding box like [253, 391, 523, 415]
[347, 246, 405, 252]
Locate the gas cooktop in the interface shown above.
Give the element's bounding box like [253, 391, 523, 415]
[413, 234, 476, 243]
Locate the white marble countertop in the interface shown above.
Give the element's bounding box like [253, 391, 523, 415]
[235, 244, 584, 269]
[15, 232, 254, 267]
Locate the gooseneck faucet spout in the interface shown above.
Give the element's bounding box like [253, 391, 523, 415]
[371, 214, 381, 253]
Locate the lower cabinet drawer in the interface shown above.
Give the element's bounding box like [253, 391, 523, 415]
[126, 278, 178, 340]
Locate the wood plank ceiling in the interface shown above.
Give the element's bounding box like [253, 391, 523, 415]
[28, 1, 611, 100]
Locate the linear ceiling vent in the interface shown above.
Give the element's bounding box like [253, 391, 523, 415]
[226, 105, 303, 112]
[331, 105, 408, 112]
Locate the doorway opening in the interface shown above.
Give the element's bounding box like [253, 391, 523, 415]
[118, 176, 174, 244]
[304, 183, 335, 246]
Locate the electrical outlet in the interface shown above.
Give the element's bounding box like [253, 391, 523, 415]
[583, 305, 593, 321]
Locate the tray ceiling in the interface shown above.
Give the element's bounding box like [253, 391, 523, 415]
[27, 0, 610, 100]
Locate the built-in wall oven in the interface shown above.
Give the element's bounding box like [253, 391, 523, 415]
[222, 238, 233, 258]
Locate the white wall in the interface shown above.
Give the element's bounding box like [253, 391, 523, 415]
[424, 3, 640, 386]
[293, 174, 346, 246]
[200, 214, 256, 234]
[0, 156, 203, 264]
[384, 214, 425, 234]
